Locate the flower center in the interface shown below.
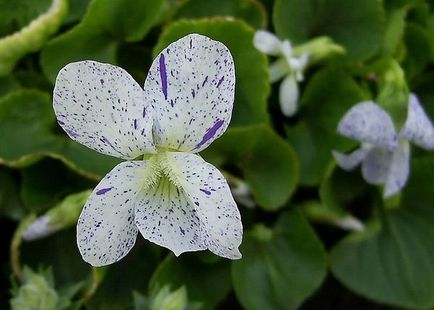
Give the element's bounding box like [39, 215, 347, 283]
[142, 152, 182, 191]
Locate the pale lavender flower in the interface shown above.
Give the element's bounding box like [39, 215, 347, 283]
[333, 94, 434, 198]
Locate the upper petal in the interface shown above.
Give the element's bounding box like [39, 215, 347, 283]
[337, 102, 398, 149]
[53, 61, 156, 159]
[384, 141, 410, 198]
[253, 30, 283, 56]
[167, 152, 243, 259]
[135, 176, 206, 256]
[399, 94, 434, 150]
[361, 147, 393, 185]
[143, 34, 235, 153]
[77, 161, 151, 266]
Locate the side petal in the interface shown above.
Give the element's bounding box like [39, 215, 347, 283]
[337, 102, 398, 149]
[253, 30, 283, 56]
[269, 58, 288, 83]
[77, 161, 151, 266]
[135, 177, 206, 256]
[144, 34, 235, 153]
[361, 147, 393, 185]
[399, 94, 434, 150]
[54, 61, 156, 159]
[167, 152, 243, 259]
[333, 146, 370, 171]
[384, 141, 410, 198]
[279, 75, 299, 117]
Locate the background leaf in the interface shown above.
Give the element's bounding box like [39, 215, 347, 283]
[232, 209, 327, 310]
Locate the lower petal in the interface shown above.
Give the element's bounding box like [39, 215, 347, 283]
[77, 161, 150, 266]
[361, 147, 393, 185]
[167, 152, 243, 259]
[135, 176, 206, 256]
[279, 75, 299, 117]
[384, 141, 410, 198]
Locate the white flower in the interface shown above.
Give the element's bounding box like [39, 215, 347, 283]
[53, 34, 243, 266]
[253, 30, 308, 117]
[333, 94, 434, 198]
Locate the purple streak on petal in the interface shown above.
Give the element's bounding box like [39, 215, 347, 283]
[100, 136, 120, 153]
[194, 201, 200, 206]
[65, 128, 80, 138]
[170, 99, 174, 107]
[133, 119, 138, 129]
[202, 76, 208, 87]
[200, 189, 211, 195]
[159, 54, 168, 100]
[194, 119, 224, 149]
[189, 38, 193, 49]
[96, 187, 112, 195]
[142, 106, 146, 118]
[57, 120, 65, 125]
[191, 89, 195, 98]
[179, 226, 186, 235]
[217, 76, 224, 88]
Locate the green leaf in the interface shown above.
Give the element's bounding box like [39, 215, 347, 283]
[0, 0, 52, 36]
[286, 68, 366, 185]
[149, 254, 231, 309]
[205, 125, 298, 210]
[87, 242, 161, 310]
[173, 0, 267, 29]
[20, 159, 94, 213]
[232, 209, 327, 310]
[330, 158, 434, 309]
[0, 167, 26, 220]
[272, 0, 385, 61]
[153, 18, 270, 127]
[319, 164, 371, 215]
[0, 90, 119, 179]
[21, 229, 91, 287]
[0, 0, 67, 76]
[40, 0, 165, 83]
[381, 5, 409, 57]
[402, 22, 431, 80]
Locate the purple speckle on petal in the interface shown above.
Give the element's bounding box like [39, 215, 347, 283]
[200, 189, 211, 195]
[202, 76, 208, 87]
[180, 227, 186, 235]
[96, 187, 112, 195]
[57, 120, 65, 125]
[217, 76, 224, 88]
[194, 201, 200, 206]
[142, 106, 147, 118]
[191, 89, 196, 98]
[195, 119, 224, 149]
[133, 119, 138, 129]
[159, 54, 168, 100]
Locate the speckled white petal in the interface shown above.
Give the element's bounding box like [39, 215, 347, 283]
[338, 102, 398, 149]
[253, 30, 283, 56]
[77, 161, 150, 266]
[54, 61, 156, 159]
[167, 152, 243, 259]
[361, 147, 393, 185]
[135, 177, 206, 256]
[400, 94, 434, 150]
[279, 75, 299, 117]
[332, 146, 370, 171]
[384, 141, 410, 198]
[143, 34, 235, 153]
